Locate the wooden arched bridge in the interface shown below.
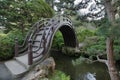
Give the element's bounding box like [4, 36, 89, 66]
[5, 15, 78, 77]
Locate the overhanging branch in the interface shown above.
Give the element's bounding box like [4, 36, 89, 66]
[96, 55, 108, 65]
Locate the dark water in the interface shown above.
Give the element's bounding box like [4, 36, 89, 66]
[50, 50, 111, 80]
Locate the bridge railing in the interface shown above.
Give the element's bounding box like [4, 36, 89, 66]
[28, 16, 60, 64]
[31, 15, 61, 54]
[14, 18, 50, 57]
[28, 26, 48, 65]
[27, 18, 55, 65]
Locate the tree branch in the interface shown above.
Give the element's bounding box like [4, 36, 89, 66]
[83, 54, 108, 66]
[96, 55, 108, 65]
[84, 57, 98, 63]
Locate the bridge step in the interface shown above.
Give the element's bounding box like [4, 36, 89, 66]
[39, 27, 49, 31]
[32, 45, 39, 48]
[36, 33, 42, 35]
[32, 48, 44, 53]
[15, 53, 43, 69]
[32, 47, 41, 51]
[33, 40, 40, 42]
[15, 54, 30, 69]
[4, 60, 27, 78]
[35, 35, 42, 40]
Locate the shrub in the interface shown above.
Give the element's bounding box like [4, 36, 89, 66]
[49, 70, 70, 80]
[52, 31, 64, 50]
[0, 29, 24, 60]
[83, 36, 120, 61]
[76, 27, 95, 42]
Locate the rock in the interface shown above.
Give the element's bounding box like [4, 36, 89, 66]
[62, 47, 80, 56]
[85, 72, 96, 80]
[35, 57, 55, 73]
[24, 57, 55, 80]
[40, 78, 49, 80]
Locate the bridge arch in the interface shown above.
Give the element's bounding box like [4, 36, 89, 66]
[14, 15, 78, 65]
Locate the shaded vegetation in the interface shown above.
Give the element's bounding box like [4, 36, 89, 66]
[48, 70, 70, 80]
[0, 0, 54, 33]
[0, 29, 24, 60]
[52, 31, 64, 50]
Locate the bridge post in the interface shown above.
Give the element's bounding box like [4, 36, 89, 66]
[28, 39, 33, 65]
[42, 30, 46, 54]
[36, 23, 39, 32]
[15, 38, 18, 57]
[51, 26, 54, 32]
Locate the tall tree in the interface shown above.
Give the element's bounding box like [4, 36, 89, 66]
[75, 0, 120, 80]
[104, 0, 120, 80]
[45, 0, 77, 15]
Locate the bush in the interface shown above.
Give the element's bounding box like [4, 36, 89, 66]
[84, 36, 120, 60]
[52, 31, 64, 50]
[76, 27, 95, 42]
[49, 70, 70, 80]
[62, 47, 80, 56]
[0, 29, 24, 60]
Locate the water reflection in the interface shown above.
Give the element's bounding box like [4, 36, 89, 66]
[50, 50, 110, 80]
[72, 62, 111, 80]
[77, 72, 96, 80]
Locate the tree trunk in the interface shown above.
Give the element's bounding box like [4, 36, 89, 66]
[106, 38, 120, 80]
[104, 0, 120, 80]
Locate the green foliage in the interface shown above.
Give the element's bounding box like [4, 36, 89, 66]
[82, 36, 120, 61]
[82, 36, 106, 60]
[87, 45, 105, 55]
[76, 27, 95, 42]
[97, 18, 120, 38]
[49, 70, 70, 80]
[72, 56, 93, 66]
[113, 18, 120, 38]
[113, 39, 120, 60]
[52, 31, 64, 50]
[84, 37, 105, 55]
[62, 47, 80, 56]
[74, 21, 120, 61]
[0, 0, 54, 33]
[97, 20, 111, 37]
[71, 15, 82, 27]
[27, 0, 54, 18]
[72, 56, 86, 65]
[93, 17, 108, 28]
[0, 29, 24, 60]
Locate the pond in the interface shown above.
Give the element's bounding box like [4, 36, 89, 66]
[50, 50, 111, 80]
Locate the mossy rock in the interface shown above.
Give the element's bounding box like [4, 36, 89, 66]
[62, 47, 80, 56]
